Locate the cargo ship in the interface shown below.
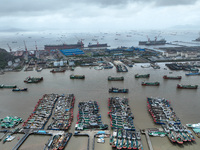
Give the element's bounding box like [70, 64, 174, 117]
[70, 75, 85, 79]
[141, 81, 160, 86]
[139, 39, 166, 45]
[0, 84, 17, 88]
[44, 40, 84, 51]
[24, 77, 43, 83]
[109, 87, 129, 93]
[135, 74, 150, 78]
[163, 75, 182, 79]
[177, 84, 198, 89]
[12, 88, 28, 92]
[108, 76, 124, 81]
[185, 72, 200, 76]
[50, 68, 66, 73]
[88, 42, 108, 48]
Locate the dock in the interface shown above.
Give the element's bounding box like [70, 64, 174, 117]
[141, 129, 154, 150]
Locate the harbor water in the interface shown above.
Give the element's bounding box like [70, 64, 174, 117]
[1, 63, 200, 150]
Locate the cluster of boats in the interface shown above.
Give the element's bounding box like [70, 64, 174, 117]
[109, 87, 129, 93]
[75, 101, 108, 130]
[116, 65, 128, 72]
[47, 94, 75, 131]
[45, 133, 72, 150]
[110, 129, 143, 150]
[166, 63, 199, 72]
[23, 94, 58, 129]
[186, 123, 200, 138]
[0, 116, 23, 128]
[108, 97, 143, 150]
[24, 77, 43, 83]
[147, 97, 195, 144]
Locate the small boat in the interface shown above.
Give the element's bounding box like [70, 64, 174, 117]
[108, 76, 124, 81]
[36, 67, 43, 72]
[177, 84, 198, 89]
[0, 84, 17, 88]
[70, 75, 85, 79]
[94, 66, 104, 70]
[163, 75, 182, 79]
[50, 68, 66, 73]
[141, 65, 150, 68]
[185, 72, 200, 76]
[109, 87, 129, 93]
[142, 81, 160, 86]
[12, 88, 28, 92]
[135, 74, 150, 78]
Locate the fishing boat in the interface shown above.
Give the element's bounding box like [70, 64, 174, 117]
[70, 75, 85, 79]
[108, 76, 124, 81]
[12, 88, 28, 92]
[109, 87, 129, 93]
[163, 75, 182, 79]
[0, 84, 17, 88]
[185, 72, 200, 76]
[135, 74, 150, 78]
[177, 84, 198, 89]
[141, 81, 160, 86]
[50, 68, 66, 73]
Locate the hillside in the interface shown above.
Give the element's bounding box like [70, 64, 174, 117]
[0, 48, 14, 69]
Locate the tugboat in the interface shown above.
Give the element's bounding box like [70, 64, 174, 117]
[70, 75, 85, 79]
[109, 87, 129, 93]
[163, 75, 182, 79]
[177, 84, 198, 89]
[108, 76, 124, 81]
[50, 68, 66, 73]
[135, 74, 150, 78]
[12, 88, 28, 92]
[141, 81, 160, 86]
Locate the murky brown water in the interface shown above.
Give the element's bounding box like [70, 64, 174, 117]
[1, 63, 200, 150]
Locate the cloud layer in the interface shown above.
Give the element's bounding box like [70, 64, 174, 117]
[0, 0, 199, 32]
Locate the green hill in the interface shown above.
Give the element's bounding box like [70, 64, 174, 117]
[0, 48, 14, 69]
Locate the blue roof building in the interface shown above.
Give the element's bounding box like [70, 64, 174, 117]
[60, 49, 84, 56]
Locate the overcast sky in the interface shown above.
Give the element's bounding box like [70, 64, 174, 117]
[0, 0, 200, 32]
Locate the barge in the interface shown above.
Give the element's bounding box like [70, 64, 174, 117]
[109, 87, 129, 93]
[141, 81, 160, 86]
[177, 84, 198, 89]
[0, 85, 17, 88]
[24, 77, 43, 83]
[70, 75, 85, 79]
[108, 76, 124, 81]
[185, 72, 200, 76]
[163, 75, 182, 79]
[50, 68, 66, 73]
[135, 74, 150, 78]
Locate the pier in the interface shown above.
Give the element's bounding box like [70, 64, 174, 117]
[141, 129, 154, 150]
[74, 130, 110, 150]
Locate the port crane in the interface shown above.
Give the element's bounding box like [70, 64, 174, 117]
[7, 43, 12, 53]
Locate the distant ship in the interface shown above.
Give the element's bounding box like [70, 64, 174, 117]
[88, 42, 108, 48]
[194, 33, 200, 41]
[44, 40, 84, 51]
[139, 37, 166, 45]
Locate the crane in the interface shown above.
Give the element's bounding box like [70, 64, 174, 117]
[7, 43, 12, 52]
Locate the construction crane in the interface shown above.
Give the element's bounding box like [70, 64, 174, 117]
[7, 43, 12, 52]
[23, 40, 28, 52]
